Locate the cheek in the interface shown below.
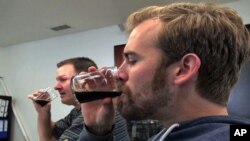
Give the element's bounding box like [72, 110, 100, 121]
[65, 81, 72, 90]
[129, 69, 154, 95]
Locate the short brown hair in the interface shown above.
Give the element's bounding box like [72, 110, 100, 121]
[57, 57, 98, 73]
[126, 2, 250, 105]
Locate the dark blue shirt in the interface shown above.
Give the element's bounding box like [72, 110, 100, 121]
[79, 116, 250, 141]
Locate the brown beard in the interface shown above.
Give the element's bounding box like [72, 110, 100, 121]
[117, 62, 172, 120]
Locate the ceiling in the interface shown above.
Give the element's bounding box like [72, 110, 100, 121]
[0, 0, 236, 47]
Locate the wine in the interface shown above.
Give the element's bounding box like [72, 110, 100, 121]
[34, 99, 50, 106]
[74, 91, 122, 103]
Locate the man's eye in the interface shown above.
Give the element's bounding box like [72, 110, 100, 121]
[128, 60, 136, 65]
[58, 78, 68, 82]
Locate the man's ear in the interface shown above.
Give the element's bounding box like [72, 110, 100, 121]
[174, 53, 201, 85]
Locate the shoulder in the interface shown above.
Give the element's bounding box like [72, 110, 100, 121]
[202, 126, 229, 141]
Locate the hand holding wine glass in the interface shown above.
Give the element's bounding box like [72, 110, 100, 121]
[28, 87, 58, 107]
[71, 67, 122, 103]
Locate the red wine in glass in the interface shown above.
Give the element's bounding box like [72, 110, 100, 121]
[74, 91, 122, 103]
[34, 99, 50, 106]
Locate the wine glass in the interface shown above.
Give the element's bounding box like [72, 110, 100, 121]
[33, 87, 58, 106]
[71, 67, 121, 103]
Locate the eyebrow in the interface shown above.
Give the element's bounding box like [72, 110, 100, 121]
[123, 51, 137, 59]
[56, 75, 70, 80]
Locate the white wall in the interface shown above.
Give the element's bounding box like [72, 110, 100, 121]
[223, 0, 250, 24]
[0, 25, 127, 141]
[0, 0, 250, 141]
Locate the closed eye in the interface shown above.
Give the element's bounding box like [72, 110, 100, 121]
[124, 52, 138, 66]
[57, 77, 70, 83]
[128, 59, 137, 65]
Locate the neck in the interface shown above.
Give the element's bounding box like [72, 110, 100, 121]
[74, 103, 81, 109]
[161, 93, 228, 128]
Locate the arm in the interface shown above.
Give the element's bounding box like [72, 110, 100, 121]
[77, 125, 114, 141]
[79, 98, 115, 141]
[37, 104, 56, 141]
[28, 94, 56, 141]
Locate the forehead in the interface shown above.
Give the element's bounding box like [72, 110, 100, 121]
[56, 64, 76, 76]
[124, 19, 162, 55]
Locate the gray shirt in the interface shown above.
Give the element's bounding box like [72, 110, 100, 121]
[53, 108, 130, 141]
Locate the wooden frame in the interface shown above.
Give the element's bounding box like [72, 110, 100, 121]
[114, 44, 125, 67]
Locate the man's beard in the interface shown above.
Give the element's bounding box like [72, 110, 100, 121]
[117, 64, 173, 121]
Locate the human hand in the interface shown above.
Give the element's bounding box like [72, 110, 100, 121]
[28, 88, 52, 113]
[80, 67, 116, 135]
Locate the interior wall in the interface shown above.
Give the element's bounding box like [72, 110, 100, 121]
[0, 0, 250, 141]
[228, 61, 250, 118]
[222, 0, 250, 24]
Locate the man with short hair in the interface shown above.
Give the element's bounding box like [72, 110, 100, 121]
[29, 57, 130, 141]
[78, 2, 250, 141]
